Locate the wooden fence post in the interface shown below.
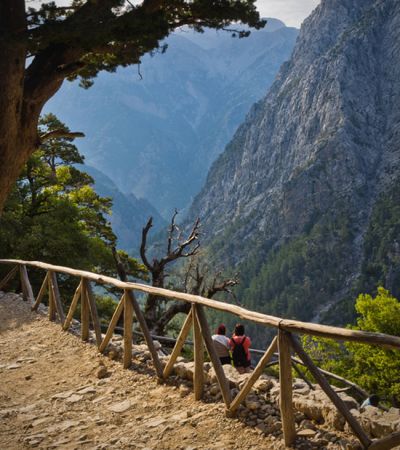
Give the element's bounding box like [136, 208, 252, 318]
[368, 431, 400, 450]
[99, 294, 125, 353]
[31, 273, 49, 311]
[124, 289, 163, 379]
[289, 334, 371, 448]
[80, 277, 89, 341]
[49, 272, 66, 324]
[195, 304, 231, 408]
[19, 265, 35, 302]
[278, 329, 296, 446]
[123, 289, 134, 369]
[63, 281, 82, 331]
[0, 265, 18, 291]
[47, 271, 56, 321]
[83, 279, 102, 347]
[163, 310, 193, 379]
[192, 304, 204, 400]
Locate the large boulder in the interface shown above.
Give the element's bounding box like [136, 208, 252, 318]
[357, 406, 400, 438]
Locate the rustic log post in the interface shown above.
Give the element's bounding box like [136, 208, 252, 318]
[229, 336, 278, 415]
[83, 279, 102, 347]
[49, 272, 66, 324]
[47, 271, 56, 321]
[192, 304, 204, 400]
[123, 289, 134, 369]
[278, 329, 296, 446]
[63, 281, 82, 331]
[195, 304, 231, 408]
[31, 273, 49, 311]
[80, 277, 90, 341]
[368, 431, 400, 450]
[0, 265, 18, 290]
[163, 310, 193, 379]
[99, 294, 125, 353]
[20, 265, 35, 302]
[19, 265, 28, 301]
[124, 289, 163, 379]
[289, 334, 371, 449]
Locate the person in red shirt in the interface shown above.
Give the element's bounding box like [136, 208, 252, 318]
[229, 323, 252, 374]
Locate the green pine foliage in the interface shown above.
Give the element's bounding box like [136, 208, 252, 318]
[0, 114, 147, 317]
[357, 181, 400, 299]
[303, 287, 400, 404]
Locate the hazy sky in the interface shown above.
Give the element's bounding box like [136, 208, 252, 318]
[29, 0, 320, 29]
[257, 0, 320, 27]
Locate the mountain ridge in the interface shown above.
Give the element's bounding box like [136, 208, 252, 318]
[46, 19, 298, 218]
[186, 0, 400, 326]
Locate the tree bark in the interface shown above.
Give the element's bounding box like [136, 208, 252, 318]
[0, 0, 29, 213]
[0, 3, 79, 215]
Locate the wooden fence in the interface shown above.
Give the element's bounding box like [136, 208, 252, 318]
[1, 259, 400, 450]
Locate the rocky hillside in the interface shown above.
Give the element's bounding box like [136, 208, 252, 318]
[187, 0, 400, 325]
[46, 19, 298, 218]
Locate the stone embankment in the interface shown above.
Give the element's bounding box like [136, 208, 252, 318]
[0, 292, 399, 449]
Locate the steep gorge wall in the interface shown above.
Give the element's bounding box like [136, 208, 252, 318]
[187, 0, 400, 325]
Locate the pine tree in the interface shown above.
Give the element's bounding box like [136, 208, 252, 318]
[0, 0, 265, 213]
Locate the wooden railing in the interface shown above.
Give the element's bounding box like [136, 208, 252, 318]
[1, 259, 400, 450]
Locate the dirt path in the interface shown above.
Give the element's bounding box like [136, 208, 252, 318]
[0, 291, 287, 450]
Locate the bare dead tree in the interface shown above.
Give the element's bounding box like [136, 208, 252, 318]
[138, 212, 240, 335]
[152, 258, 240, 336]
[140, 211, 201, 329]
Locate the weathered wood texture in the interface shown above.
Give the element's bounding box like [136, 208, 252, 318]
[192, 304, 204, 401]
[63, 281, 82, 331]
[49, 271, 66, 324]
[83, 279, 102, 347]
[99, 294, 125, 353]
[2, 259, 400, 349]
[163, 310, 193, 379]
[195, 304, 231, 408]
[123, 290, 134, 369]
[20, 265, 35, 302]
[278, 330, 296, 446]
[368, 431, 400, 450]
[229, 336, 278, 415]
[0, 265, 18, 290]
[80, 278, 90, 341]
[124, 289, 163, 379]
[47, 272, 56, 322]
[31, 273, 49, 312]
[289, 334, 371, 448]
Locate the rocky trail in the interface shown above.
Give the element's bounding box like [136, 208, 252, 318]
[0, 292, 283, 450]
[0, 292, 398, 450]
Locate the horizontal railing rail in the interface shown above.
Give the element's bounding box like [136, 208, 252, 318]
[1, 259, 399, 450]
[1, 259, 400, 349]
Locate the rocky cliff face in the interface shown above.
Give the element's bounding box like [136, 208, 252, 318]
[188, 0, 400, 324]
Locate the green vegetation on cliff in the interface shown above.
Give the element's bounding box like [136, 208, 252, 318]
[303, 287, 400, 405]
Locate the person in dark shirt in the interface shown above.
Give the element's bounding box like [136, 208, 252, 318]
[230, 323, 252, 374]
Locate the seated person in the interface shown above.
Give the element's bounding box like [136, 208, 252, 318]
[230, 323, 252, 374]
[211, 324, 231, 365]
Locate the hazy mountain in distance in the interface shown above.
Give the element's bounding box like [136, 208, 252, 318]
[46, 18, 298, 218]
[82, 165, 166, 253]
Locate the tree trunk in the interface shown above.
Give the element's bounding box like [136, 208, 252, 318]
[0, 1, 74, 215]
[0, 0, 31, 214]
